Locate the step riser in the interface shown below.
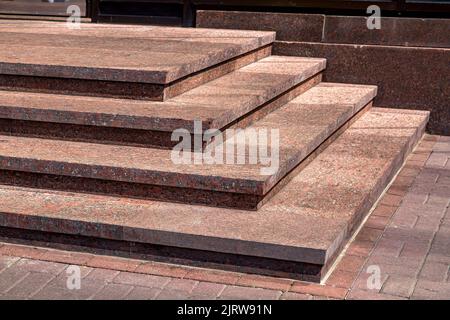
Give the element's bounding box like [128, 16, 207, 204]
[0, 99, 372, 211]
[0, 73, 321, 149]
[0, 45, 272, 101]
[0, 170, 262, 211]
[0, 226, 322, 282]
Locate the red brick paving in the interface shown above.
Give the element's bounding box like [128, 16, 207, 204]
[0, 134, 448, 300]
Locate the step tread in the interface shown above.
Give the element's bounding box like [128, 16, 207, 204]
[0, 20, 275, 83]
[0, 55, 326, 133]
[0, 108, 429, 266]
[0, 83, 376, 195]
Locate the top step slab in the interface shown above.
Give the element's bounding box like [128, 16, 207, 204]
[0, 21, 275, 100]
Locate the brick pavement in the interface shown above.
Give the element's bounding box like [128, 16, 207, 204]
[0, 135, 448, 300]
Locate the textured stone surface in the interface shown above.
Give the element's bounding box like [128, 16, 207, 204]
[0, 56, 325, 133]
[0, 20, 275, 84]
[274, 41, 450, 135]
[0, 45, 272, 100]
[0, 108, 428, 282]
[0, 74, 322, 149]
[0, 83, 376, 209]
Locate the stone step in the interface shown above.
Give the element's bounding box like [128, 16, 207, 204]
[0, 108, 429, 281]
[0, 83, 376, 210]
[0, 20, 275, 100]
[0, 56, 325, 149]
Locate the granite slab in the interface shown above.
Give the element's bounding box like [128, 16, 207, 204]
[0, 83, 377, 209]
[0, 56, 326, 133]
[0, 20, 275, 84]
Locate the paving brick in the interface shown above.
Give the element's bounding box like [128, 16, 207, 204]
[411, 279, 450, 300]
[426, 152, 448, 168]
[290, 282, 348, 299]
[371, 238, 404, 258]
[84, 268, 119, 283]
[0, 266, 29, 294]
[390, 212, 419, 229]
[125, 286, 161, 300]
[401, 191, 429, 207]
[387, 185, 410, 197]
[279, 292, 312, 300]
[185, 269, 241, 285]
[87, 256, 142, 273]
[335, 255, 366, 273]
[425, 194, 450, 208]
[91, 283, 133, 300]
[134, 262, 189, 279]
[383, 226, 435, 244]
[325, 270, 357, 288]
[113, 272, 171, 289]
[365, 214, 390, 230]
[413, 215, 443, 233]
[32, 278, 105, 300]
[347, 288, 407, 300]
[164, 278, 198, 293]
[434, 141, 450, 153]
[0, 255, 19, 271]
[398, 167, 421, 178]
[414, 170, 439, 184]
[399, 240, 431, 260]
[15, 258, 67, 275]
[345, 240, 375, 257]
[410, 153, 430, 163]
[398, 203, 446, 218]
[429, 244, 450, 262]
[190, 282, 226, 298]
[355, 227, 383, 243]
[380, 194, 403, 207]
[381, 276, 416, 298]
[419, 260, 449, 282]
[155, 289, 192, 300]
[352, 268, 389, 291]
[393, 176, 416, 188]
[372, 205, 398, 218]
[40, 250, 93, 266]
[0, 244, 46, 260]
[49, 266, 97, 288]
[6, 272, 56, 298]
[365, 256, 421, 277]
[219, 285, 281, 300]
[236, 274, 293, 291]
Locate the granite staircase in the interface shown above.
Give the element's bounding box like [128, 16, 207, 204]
[0, 20, 429, 282]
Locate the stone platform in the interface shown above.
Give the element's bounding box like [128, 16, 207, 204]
[0, 20, 430, 282]
[0, 20, 274, 100]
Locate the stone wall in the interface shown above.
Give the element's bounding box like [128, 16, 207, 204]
[197, 10, 450, 135]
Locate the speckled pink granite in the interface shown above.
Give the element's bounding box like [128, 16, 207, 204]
[0, 20, 275, 84]
[0, 83, 376, 199]
[0, 56, 326, 133]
